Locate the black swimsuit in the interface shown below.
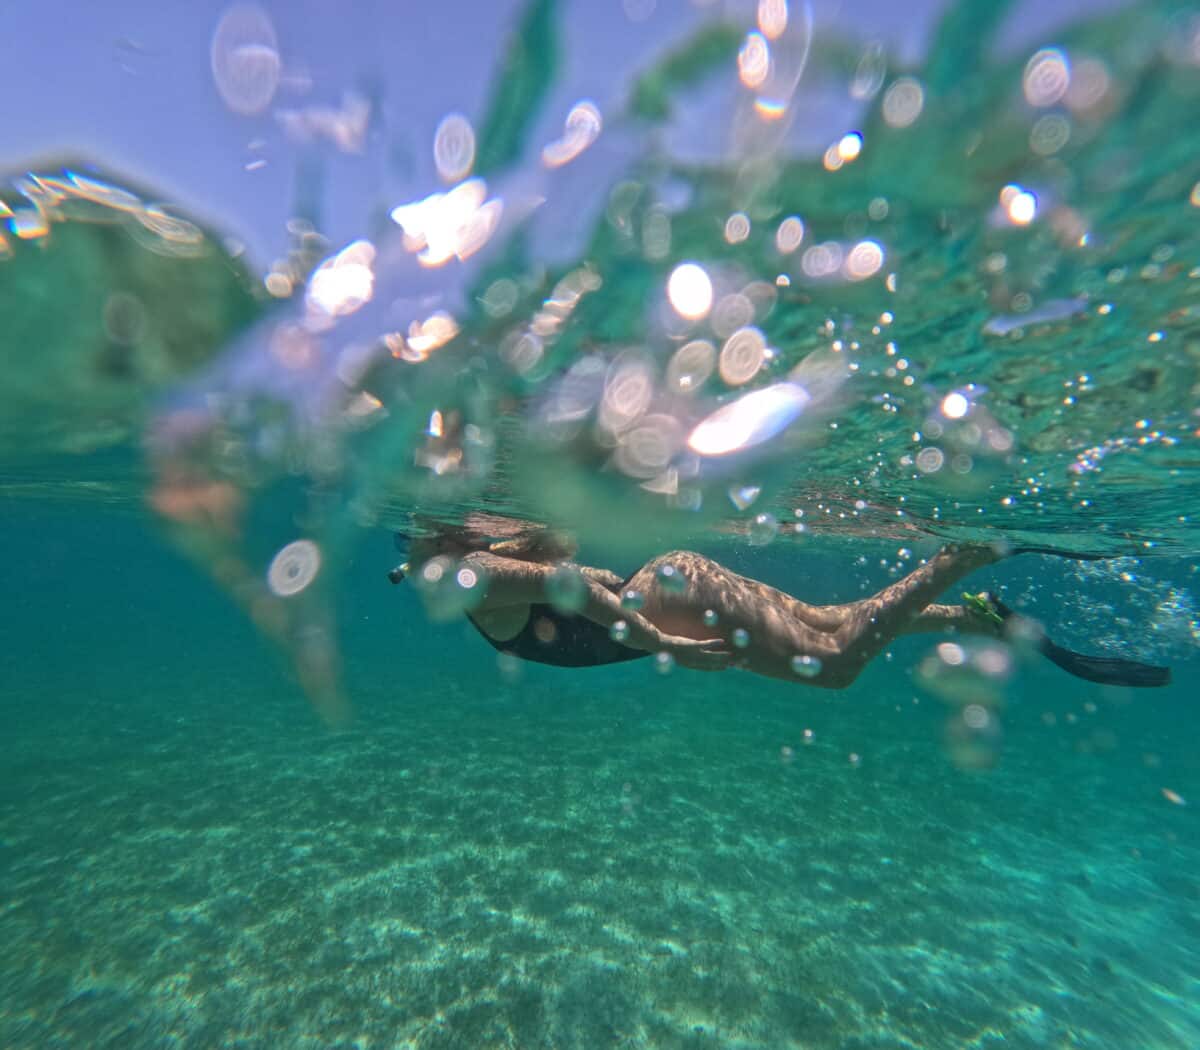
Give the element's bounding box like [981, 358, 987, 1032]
[468, 604, 648, 667]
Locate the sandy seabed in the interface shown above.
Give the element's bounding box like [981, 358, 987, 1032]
[3, 655, 1198, 1050]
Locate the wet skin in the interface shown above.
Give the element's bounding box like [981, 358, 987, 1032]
[457, 545, 1003, 687]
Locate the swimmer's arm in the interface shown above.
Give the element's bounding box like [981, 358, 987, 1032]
[462, 551, 556, 606]
[464, 551, 659, 643]
[578, 566, 624, 591]
[464, 552, 726, 661]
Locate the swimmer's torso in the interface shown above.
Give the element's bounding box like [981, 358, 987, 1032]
[467, 604, 648, 667]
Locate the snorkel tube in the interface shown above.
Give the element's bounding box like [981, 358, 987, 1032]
[388, 532, 411, 584]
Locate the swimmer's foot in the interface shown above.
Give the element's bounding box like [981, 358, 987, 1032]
[962, 590, 1006, 628]
[963, 591, 1171, 687]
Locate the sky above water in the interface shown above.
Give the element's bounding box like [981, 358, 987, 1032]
[2, 0, 1132, 268]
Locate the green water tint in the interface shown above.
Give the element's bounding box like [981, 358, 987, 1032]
[3, 7, 1199, 1043]
[351, 0, 1200, 554]
[651, 9, 1192, 543]
[472, 0, 560, 177]
[4, 0, 1199, 715]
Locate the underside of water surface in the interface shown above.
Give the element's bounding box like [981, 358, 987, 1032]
[2, 0, 1199, 1047]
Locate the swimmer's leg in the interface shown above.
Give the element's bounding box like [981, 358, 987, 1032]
[828, 545, 1003, 683]
[622, 547, 1003, 685]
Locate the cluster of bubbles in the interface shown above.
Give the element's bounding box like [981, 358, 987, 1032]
[413, 555, 488, 622]
[917, 640, 1013, 771]
[1042, 559, 1200, 662]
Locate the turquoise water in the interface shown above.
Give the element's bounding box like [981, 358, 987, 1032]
[3, 506, 1198, 1048]
[4, 0, 1200, 1046]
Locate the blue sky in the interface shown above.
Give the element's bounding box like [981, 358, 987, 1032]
[3, 0, 1129, 269]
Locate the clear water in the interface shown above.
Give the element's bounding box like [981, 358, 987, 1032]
[3, 1, 1200, 1047]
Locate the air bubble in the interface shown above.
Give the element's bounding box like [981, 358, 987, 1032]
[733, 628, 751, 648]
[497, 651, 523, 683]
[654, 651, 675, 674]
[547, 565, 587, 613]
[656, 563, 687, 594]
[703, 609, 719, 627]
[791, 654, 822, 677]
[749, 513, 779, 546]
[416, 556, 486, 621]
[621, 589, 645, 610]
[916, 447, 945, 473]
[610, 620, 631, 642]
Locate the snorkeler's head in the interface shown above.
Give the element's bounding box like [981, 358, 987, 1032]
[387, 518, 574, 587]
[389, 527, 477, 582]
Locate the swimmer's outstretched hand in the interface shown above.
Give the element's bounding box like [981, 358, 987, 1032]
[620, 612, 730, 669]
[659, 635, 732, 671]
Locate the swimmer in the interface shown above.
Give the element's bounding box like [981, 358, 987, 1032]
[388, 518, 1170, 688]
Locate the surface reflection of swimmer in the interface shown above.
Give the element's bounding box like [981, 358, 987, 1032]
[388, 520, 1170, 688]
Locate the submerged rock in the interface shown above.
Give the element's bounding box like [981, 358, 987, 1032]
[0, 161, 265, 457]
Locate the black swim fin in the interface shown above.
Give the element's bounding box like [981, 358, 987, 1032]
[989, 596, 1171, 688]
[1037, 637, 1172, 687]
[1011, 545, 1111, 561]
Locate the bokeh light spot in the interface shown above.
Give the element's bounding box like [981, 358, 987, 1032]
[267, 539, 321, 597]
[837, 131, 863, 161]
[845, 240, 884, 280]
[718, 327, 767, 386]
[882, 77, 924, 127]
[775, 215, 805, 254]
[724, 212, 751, 244]
[210, 4, 280, 116]
[757, 0, 788, 40]
[941, 392, 970, 419]
[739, 32, 771, 90]
[1023, 48, 1070, 107]
[667, 262, 714, 320]
[542, 100, 603, 169]
[433, 113, 476, 183]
